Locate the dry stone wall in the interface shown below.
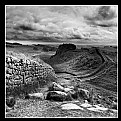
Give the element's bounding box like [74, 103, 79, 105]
[6, 55, 57, 96]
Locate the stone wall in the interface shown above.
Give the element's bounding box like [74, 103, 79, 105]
[6, 55, 57, 96]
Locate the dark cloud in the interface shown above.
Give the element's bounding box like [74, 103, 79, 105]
[84, 6, 117, 27]
[6, 6, 117, 44]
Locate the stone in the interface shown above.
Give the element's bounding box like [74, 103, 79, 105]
[52, 91, 67, 96]
[78, 88, 90, 99]
[111, 103, 117, 110]
[45, 91, 72, 101]
[6, 96, 16, 108]
[70, 90, 78, 100]
[87, 107, 102, 112]
[64, 88, 73, 92]
[93, 104, 108, 111]
[48, 82, 64, 91]
[80, 102, 92, 108]
[28, 93, 44, 100]
[86, 104, 108, 112]
[109, 109, 117, 113]
[6, 106, 14, 112]
[69, 88, 90, 100]
[48, 82, 73, 93]
[61, 103, 84, 110]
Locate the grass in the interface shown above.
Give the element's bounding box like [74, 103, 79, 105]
[5, 44, 117, 118]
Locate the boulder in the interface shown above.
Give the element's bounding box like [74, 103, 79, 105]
[45, 91, 72, 101]
[6, 96, 16, 108]
[87, 107, 102, 112]
[70, 90, 78, 100]
[48, 82, 73, 92]
[61, 103, 84, 110]
[87, 104, 108, 112]
[27, 93, 44, 100]
[93, 104, 108, 111]
[48, 82, 64, 91]
[111, 102, 117, 110]
[80, 101, 92, 108]
[78, 88, 90, 100]
[64, 87, 73, 92]
[70, 88, 90, 100]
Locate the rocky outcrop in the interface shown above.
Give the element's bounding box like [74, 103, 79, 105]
[53, 43, 76, 56]
[45, 82, 92, 102]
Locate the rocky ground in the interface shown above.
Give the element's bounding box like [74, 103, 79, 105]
[5, 43, 118, 118]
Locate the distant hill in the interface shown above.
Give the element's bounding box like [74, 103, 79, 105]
[33, 44, 57, 52]
[6, 42, 23, 45]
[6, 42, 23, 47]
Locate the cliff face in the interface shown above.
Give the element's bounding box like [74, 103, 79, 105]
[55, 44, 76, 55]
[6, 54, 57, 97]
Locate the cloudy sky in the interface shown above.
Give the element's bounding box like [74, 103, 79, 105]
[6, 5, 118, 45]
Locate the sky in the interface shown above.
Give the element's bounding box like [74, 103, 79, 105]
[6, 5, 118, 45]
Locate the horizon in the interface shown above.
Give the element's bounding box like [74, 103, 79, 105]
[5, 40, 117, 46]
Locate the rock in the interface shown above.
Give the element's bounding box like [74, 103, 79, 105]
[70, 90, 78, 100]
[78, 88, 90, 99]
[70, 88, 90, 100]
[80, 102, 92, 108]
[87, 104, 108, 112]
[64, 88, 73, 92]
[28, 93, 44, 100]
[111, 103, 117, 110]
[55, 43, 76, 55]
[6, 96, 16, 108]
[61, 103, 84, 110]
[87, 107, 102, 112]
[48, 82, 64, 91]
[94, 105, 108, 111]
[48, 82, 73, 93]
[109, 109, 117, 113]
[6, 106, 14, 112]
[66, 85, 74, 89]
[79, 89, 89, 99]
[45, 91, 72, 101]
[51, 91, 67, 96]
[24, 94, 30, 99]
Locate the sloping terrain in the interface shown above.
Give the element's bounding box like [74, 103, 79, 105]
[5, 43, 117, 118]
[47, 44, 117, 93]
